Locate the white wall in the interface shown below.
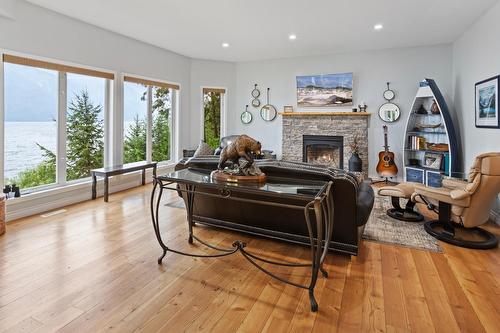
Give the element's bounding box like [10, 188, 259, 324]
[453, 1, 500, 218]
[0, 0, 15, 18]
[230, 44, 453, 179]
[189, 59, 236, 147]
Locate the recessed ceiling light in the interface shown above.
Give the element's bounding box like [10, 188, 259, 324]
[374, 24, 383, 31]
[222, 42, 230, 48]
[289, 34, 297, 40]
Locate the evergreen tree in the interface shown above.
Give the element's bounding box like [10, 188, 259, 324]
[11, 144, 56, 188]
[203, 92, 221, 149]
[123, 115, 147, 163]
[152, 110, 170, 162]
[66, 90, 104, 180]
[151, 87, 171, 161]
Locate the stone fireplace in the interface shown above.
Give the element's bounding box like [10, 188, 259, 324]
[282, 112, 370, 173]
[303, 135, 344, 169]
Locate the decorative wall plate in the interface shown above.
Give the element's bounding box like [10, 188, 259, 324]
[383, 82, 395, 101]
[379, 102, 401, 122]
[379, 82, 400, 122]
[251, 84, 260, 98]
[241, 105, 253, 124]
[260, 88, 277, 121]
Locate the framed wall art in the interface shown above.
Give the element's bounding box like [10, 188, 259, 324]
[475, 75, 499, 128]
[296, 73, 353, 107]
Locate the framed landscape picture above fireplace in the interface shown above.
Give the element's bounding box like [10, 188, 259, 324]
[296, 73, 353, 107]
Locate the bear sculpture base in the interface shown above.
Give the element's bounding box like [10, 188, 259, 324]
[210, 170, 267, 184]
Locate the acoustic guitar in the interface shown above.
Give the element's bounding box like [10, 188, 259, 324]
[376, 125, 398, 178]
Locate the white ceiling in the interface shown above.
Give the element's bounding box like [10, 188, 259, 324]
[26, 0, 498, 62]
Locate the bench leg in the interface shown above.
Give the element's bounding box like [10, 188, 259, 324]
[91, 174, 97, 200]
[104, 176, 109, 202]
[142, 169, 146, 186]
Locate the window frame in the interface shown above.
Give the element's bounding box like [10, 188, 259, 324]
[0, 50, 115, 193]
[200, 86, 227, 145]
[121, 73, 180, 166]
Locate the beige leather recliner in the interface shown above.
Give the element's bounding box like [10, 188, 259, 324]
[412, 152, 500, 249]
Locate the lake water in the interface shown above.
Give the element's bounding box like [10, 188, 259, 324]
[4, 122, 57, 180]
[4, 121, 136, 181]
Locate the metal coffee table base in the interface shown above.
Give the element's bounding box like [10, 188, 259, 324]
[150, 178, 334, 312]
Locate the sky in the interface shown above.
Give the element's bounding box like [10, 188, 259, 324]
[296, 73, 353, 89]
[4, 63, 146, 122]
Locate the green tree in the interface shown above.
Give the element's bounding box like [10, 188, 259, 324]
[151, 87, 171, 161]
[11, 144, 56, 189]
[123, 86, 171, 162]
[123, 115, 147, 163]
[11, 90, 105, 188]
[66, 90, 104, 180]
[203, 92, 221, 149]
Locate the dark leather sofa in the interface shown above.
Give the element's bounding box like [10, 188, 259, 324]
[174, 154, 374, 256]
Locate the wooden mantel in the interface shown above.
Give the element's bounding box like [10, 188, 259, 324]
[279, 112, 372, 116]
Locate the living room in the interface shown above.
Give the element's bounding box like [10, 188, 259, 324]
[0, 0, 499, 332]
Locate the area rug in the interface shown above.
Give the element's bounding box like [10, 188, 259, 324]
[362, 189, 443, 253]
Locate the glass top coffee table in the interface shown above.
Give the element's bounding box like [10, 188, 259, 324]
[150, 168, 334, 312]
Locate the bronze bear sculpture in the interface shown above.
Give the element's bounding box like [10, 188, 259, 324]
[217, 135, 262, 170]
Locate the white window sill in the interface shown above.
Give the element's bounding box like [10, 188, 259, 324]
[5, 163, 175, 221]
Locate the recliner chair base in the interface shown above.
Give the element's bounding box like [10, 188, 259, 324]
[387, 196, 424, 222]
[424, 220, 498, 249]
[387, 206, 424, 222]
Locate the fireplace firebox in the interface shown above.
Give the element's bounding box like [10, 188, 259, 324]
[303, 135, 344, 169]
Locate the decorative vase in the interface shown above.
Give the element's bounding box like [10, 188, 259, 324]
[348, 152, 362, 172]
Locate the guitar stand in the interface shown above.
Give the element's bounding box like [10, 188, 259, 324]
[371, 177, 397, 185]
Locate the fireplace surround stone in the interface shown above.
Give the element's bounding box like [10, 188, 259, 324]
[282, 113, 370, 173]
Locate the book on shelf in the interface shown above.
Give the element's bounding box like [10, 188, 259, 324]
[408, 135, 426, 150]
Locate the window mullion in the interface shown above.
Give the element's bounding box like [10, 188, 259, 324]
[57, 72, 67, 185]
[146, 86, 153, 163]
[0, 55, 4, 190]
[104, 79, 111, 167]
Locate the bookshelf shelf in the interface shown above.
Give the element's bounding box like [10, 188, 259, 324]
[403, 79, 459, 186]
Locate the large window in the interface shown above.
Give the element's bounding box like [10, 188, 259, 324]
[123, 76, 177, 164]
[123, 81, 147, 163]
[4, 64, 58, 189]
[203, 88, 224, 149]
[2, 54, 113, 193]
[66, 73, 106, 182]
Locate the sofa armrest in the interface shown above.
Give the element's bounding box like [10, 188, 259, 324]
[356, 182, 374, 226]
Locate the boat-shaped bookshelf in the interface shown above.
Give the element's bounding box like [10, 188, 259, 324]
[403, 79, 459, 187]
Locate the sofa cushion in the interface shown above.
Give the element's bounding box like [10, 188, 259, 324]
[193, 140, 215, 157]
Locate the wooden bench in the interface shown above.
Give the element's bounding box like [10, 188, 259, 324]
[91, 161, 157, 202]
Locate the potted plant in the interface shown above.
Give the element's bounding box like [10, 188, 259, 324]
[348, 134, 362, 172]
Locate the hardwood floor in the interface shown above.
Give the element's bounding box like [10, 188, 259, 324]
[0, 185, 499, 332]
